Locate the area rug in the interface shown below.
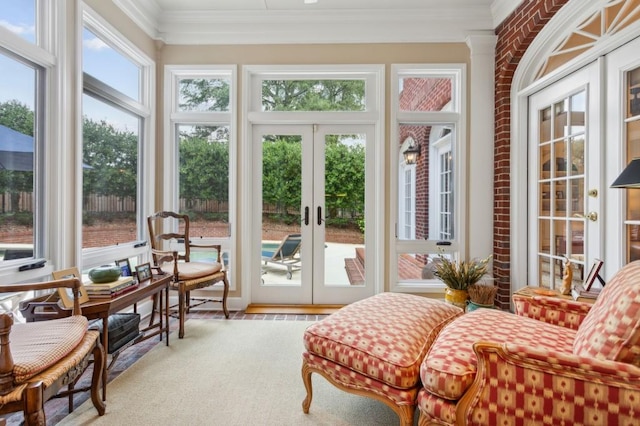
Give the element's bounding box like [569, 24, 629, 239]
[59, 319, 416, 425]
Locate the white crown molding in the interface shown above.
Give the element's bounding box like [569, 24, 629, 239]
[113, 0, 162, 39]
[491, 0, 523, 28]
[114, 1, 496, 44]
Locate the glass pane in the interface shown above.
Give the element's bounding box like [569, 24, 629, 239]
[324, 133, 365, 287]
[261, 134, 302, 285]
[178, 125, 230, 238]
[569, 91, 586, 136]
[178, 78, 230, 112]
[569, 177, 584, 217]
[0, 1, 36, 44]
[628, 224, 640, 262]
[261, 80, 365, 111]
[399, 77, 454, 111]
[569, 136, 584, 176]
[397, 252, 439, 280]
[82, 94, 139, 248]
[0, 52, 37, 262]
[398, 124, 454, 241]
[82, 28, 140, 102]
[628, 67, 640, 118]
[554, 99, 568, 139]
[539, 107, 551, 142]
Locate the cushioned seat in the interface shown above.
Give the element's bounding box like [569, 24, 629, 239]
[302, 292, 463, 426]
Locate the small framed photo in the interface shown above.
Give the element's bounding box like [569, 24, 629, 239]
[52, 267, 90, 308]
[555, 190, 564, 199]
[116, 258, 133, 277]
[584, 258, 604, 291]
[135, 262, 152, 282]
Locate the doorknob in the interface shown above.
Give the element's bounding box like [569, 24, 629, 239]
[574, 211, 598, 222]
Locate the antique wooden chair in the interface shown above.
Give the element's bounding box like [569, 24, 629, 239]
[0, 278, 105, 425]
[147, 211, 229, 338]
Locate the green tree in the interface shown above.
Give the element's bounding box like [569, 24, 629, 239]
[0, 100, 35, 213]
[82, 117, 137, 211]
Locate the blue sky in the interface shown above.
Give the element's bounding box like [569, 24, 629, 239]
[1, 3, 139, 131]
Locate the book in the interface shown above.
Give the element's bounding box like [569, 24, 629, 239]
[87, 283, 139, 299]
[84, 276, 135, 294]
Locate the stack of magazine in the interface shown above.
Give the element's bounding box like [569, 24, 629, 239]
[84, 276, 138, 299]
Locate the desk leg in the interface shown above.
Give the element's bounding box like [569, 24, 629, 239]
[101, 316, 108, 401]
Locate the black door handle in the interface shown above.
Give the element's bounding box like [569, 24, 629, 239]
[317, 206, 322, 225]
[304, 206, 309, 225]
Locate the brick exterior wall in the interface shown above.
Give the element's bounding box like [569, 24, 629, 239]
[399, 78, 452, 247]
[493, 0, 570, 309]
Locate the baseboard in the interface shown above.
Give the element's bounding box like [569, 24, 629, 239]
[245, 304, 343, 315]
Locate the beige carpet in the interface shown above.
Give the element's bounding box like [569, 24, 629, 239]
[60, 319, 418, 425]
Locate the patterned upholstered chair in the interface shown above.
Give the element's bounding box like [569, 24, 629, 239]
[417, 260, 640, 426]
[0, 278, 105, 425]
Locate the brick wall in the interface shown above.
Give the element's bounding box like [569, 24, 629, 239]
[493, 0, 570, 308]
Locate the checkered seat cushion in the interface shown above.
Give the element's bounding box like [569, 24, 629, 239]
[303, 292, 462, 390]
[9, 315, 89, 384]
[421, 309, 575, 400]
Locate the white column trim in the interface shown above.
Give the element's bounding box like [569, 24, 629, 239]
[465, 33, 497, 261]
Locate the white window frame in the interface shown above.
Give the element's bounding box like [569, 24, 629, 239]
[80, 5, 155, 269]
[390, 64, 467, 293]
[163, 64, 237, 290]
[0, 0, 58, 282]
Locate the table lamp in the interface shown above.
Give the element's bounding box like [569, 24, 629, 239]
[611, 158, 640, 188]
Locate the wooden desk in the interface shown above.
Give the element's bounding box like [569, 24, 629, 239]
[79, 274, 171, 400]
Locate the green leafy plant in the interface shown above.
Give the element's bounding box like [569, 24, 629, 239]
[434, 254, 492, 291]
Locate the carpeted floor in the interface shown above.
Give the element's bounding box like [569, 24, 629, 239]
[56, 318, 414, 425]
[4, 310, 334, 426]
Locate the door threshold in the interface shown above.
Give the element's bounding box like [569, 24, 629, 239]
[245, 304, 343, 315]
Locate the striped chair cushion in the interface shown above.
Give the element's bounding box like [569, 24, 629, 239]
[421, 309, 575, 400]
[574, 260, 640, 366]
[10, 315, 89, 384]
[303, 292, 462, 389]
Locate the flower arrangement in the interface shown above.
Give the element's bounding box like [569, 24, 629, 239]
[433, 254, 492, 291]
[467, 283, 498, 305]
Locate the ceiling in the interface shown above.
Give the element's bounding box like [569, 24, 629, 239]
[113, 0, 523, 45]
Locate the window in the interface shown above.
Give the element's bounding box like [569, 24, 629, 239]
[0, 0, 49, 271]
[81, 10, 154, 267]
[165, 66, 236, 283]
[391, 65, 465, 292]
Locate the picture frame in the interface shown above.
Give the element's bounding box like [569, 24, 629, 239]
[584, 258, 604, 291]
[555, 190, 564, 199]
[116, 258, 133, 277]
[52, 267, 90, 308]
[135, 262, 152, 282]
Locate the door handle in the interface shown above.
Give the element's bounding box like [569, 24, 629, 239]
[317, 206, 323, 225]
[574, 211, 598, 222]
[304, 206, 309, 226]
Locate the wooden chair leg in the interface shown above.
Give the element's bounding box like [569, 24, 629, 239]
[222, 277, 230, 319]
[91, 341, 106, 415]
[178, 283, 186, 339]
[23, 381, 45, 426]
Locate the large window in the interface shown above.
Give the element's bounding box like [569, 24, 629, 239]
[0, 1, 47, 269]
[391, 65, 465, 292]
[165, 66, 235, 282]
[81, 10, 153, 268]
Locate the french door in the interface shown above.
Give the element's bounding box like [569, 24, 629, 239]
[528, 63, 602, 289]
[251, 124, 375, 305]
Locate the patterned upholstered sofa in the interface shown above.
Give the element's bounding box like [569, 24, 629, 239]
[418, 260, 640, 425]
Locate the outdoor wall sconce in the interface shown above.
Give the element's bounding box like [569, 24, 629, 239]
[403, 141, 421, 165]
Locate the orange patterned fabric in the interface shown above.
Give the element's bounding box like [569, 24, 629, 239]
[421, 309, 574, 400]
[574, 260, 640, 366]
[10, 315, 88, 384]
[457, 342, 640, 426]
[417, 388, 457, 425]
[303, 292, 462, 389]
[303, 352, 418, 406]
[513, 294, 591, 330]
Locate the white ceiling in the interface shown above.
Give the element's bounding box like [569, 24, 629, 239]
[113, 0, 523, 45]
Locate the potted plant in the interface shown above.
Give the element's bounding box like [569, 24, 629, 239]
[433, 254, 492, 309]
